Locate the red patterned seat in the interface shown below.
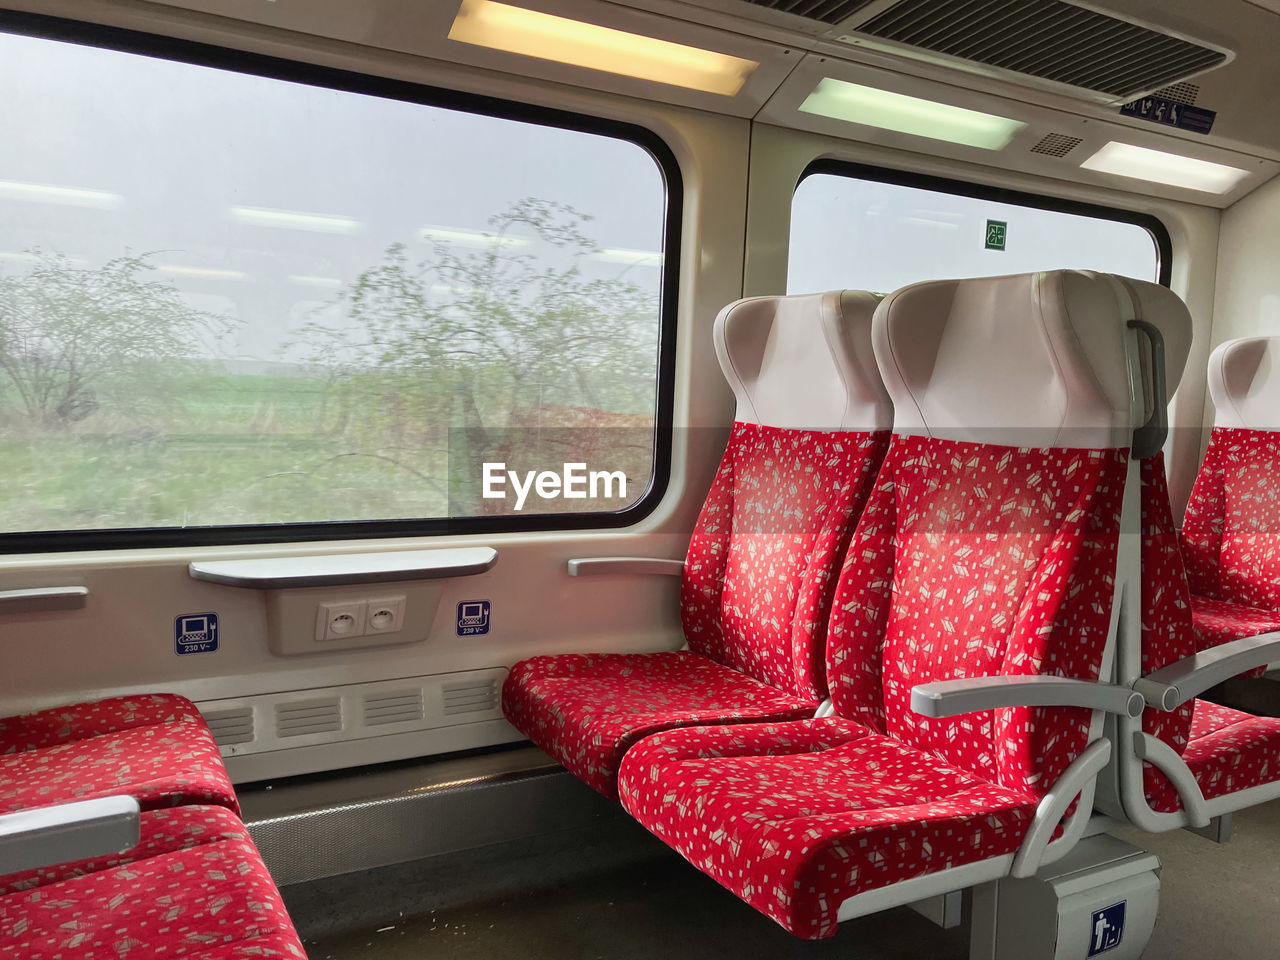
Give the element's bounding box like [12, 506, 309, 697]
[0, 695, 237, 816]
[0, 804, 305, 959]
[620, 271, 1146, 938]
[503, 292, 892, 797]
[1180, 338, 1280, 672]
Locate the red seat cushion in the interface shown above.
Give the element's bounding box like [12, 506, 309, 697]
[1146, 700, 1280, 813]
[0, 817, 304, 959]
[0, 695, 206, 753]
[502, 651, 815, 798]
[1190, 595, 1280, 678]
[618, 717, 1037, 940]
[0, 719, 237, 815]
[0, 805, 246, 896]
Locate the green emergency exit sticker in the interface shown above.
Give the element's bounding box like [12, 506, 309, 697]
[985, 219, 1007, 251]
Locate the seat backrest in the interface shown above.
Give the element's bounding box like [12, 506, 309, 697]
[1182, 336, 1280, 609]
[682, 292, 892, 704]
[826, 271, 1139, 799]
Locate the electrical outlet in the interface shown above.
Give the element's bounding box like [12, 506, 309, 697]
[317, 601, 366, 642]
[365, 595, 406, 634]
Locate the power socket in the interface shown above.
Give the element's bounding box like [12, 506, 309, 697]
[317, 601, 366, 642]
[314, 595, 405, 642]
[365, 596, 406, 634]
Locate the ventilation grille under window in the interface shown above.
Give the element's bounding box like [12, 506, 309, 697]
[851, 0, 1227, 100]
[275, 697, 342, 738]
[363, 689, 426, 727]
[1030, 132, 1084, 157]
[203, 706, 254, 747]
[740, 0, 875, 23]
[442, 677, 499, 717]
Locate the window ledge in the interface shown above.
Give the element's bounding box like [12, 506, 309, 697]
[189, 547, 497, 589]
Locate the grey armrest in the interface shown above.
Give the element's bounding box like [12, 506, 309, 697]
[911, 676, 1145, 719]
[1134, 630, 1280, 711]
[567, 558, 685, 577]
[0, 795, 140, 874]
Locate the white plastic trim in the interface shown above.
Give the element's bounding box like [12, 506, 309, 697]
[1134, 630, 1280, 710]
[0, 586, 89, 605]
[1011, 738, 1112, 878]
[566, 557, 685, 577]
[836, 853, 1016, 924]
[0, 795, 139, 874]
[813, 699, 836, 718]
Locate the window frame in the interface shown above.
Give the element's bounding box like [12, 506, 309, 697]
[793, 158, 1173, 288]
[0, 10, 683, 553]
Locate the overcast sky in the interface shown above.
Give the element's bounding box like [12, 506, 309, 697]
[0, 29, 667, 364]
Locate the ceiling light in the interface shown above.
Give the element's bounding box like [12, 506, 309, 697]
[798, 79, 1026, 151]
[590, 248, 663, 266]
[0, 180, 122, 209]
[158, 265, 248, 280]
[289, 275, 344, 290]
[420, 225, 527, 249]
[449, 0, 757, 96]
[231, 206, 360, 234]
[1079, 141, 1249, 195]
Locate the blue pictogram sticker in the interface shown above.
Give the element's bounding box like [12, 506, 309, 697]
[175, 612, 219, 655]
[457, 600, 491, 636]
[1088, 901, 1126, 956]
[1120, 95, 1216, 135]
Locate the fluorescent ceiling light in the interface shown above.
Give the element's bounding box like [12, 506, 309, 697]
[0, 252, 88, 265]
[1079, 141, 1249, 195]
[0, 180, 122, 210]
[798, 79, 1026, 151]
[420, 225, 527, 249]
[449, 0, 757, 96]
[289, 275, 344, 290]
[590, 247, 663, 267]
[231, 206, 360, 234]
[158, 265, 248, 280]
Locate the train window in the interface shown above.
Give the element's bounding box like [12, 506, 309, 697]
[787, 161, 1167, 295]
[0, 22, 679, 550]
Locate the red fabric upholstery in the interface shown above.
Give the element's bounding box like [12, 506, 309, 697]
[503, 423, 889, 796]
[827, 436, 1127, 797]
[0, 717, 237, 815]
[0, 695, 205, 753]
[0, 805, 245, 896]
[1181, 427, 1280, 664]
[619, 436, 1127, 938]
[1146, 700, 1280, 813]
[618, 718, 1037, 940]
[0, 806, 304, 958]
[501, 651, 815, 798]
[681, 423, 891, 702]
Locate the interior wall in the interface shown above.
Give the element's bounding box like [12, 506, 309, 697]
[1204, 174, 1280, 434]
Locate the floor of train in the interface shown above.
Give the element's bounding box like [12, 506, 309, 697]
[285, 791, 1280, 960]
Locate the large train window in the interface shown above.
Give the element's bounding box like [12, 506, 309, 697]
[788, 161, 1168, 295]
[0, 17, 680, 551]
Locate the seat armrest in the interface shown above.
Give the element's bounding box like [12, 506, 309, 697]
[1134, 631, 1280, 711]
[0, 795, 140, 874]
[567, 558, 685, 577]
[911, 676, 1145, 719]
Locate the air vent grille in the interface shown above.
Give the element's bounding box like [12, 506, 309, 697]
[363, 689, 425, 727]
[275, 697, 342, 738]
[740, 0, 875, 23]
[855, 0, 1227, 99]
[1154, 81, 1200, 104]
[203, 706, 254, 747]
[442, 677, 499, 716]
[1030, 132, 1084, 157]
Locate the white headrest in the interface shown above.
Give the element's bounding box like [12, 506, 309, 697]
[714, 291, 892, 431]
[872, 270, 1190, 449]
[1209, 336, 1280, 431]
